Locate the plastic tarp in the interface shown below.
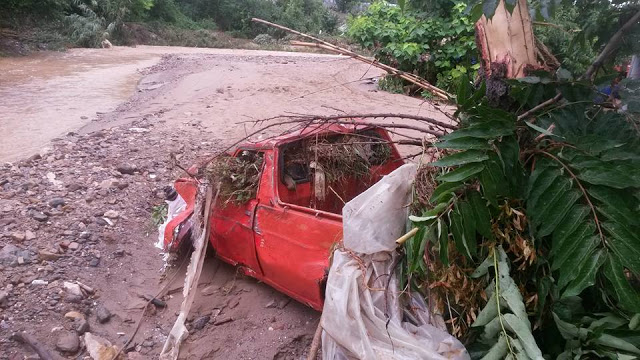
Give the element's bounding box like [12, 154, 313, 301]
[321, 164, 469, 360]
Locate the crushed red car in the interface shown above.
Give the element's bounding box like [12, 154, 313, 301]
[160, 124, 404, 310]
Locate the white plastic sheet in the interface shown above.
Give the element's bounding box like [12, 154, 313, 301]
[322, 164, 469, 360]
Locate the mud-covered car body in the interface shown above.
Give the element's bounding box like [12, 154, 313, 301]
[162, 124, 404, 310]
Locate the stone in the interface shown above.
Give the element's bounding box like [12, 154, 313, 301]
[38, 250, 61, 261]
[201, 285, 217, 296]
[63, 282, 83, 297]
[85, 333, 119, 360]
[49, 198, 66, 208]
[96, 304, 112, 323]
[68, 242, 80, 251]
[103, 210, 119, 219]
[64, 311, 85, 320]
[192, 315, 210, 330]
[0, 244, 20, 265]
[278, 298, 291, 309]
[25, 230, 36, 241]
[32, 212, 48, 222]
[89, 257, 100, 267]
[10, 232, 25, 242]
[116, 164, 138, 175]
[265, 299, 277, 308]
[55, 331, 80, 353]
[75, 319, 90, 335]
[0, 290, 9, 308]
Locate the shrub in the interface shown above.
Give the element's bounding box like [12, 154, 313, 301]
[347, 1, 477, 91]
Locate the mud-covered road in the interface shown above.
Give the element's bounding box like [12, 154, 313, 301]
[0, 46, 449, 359]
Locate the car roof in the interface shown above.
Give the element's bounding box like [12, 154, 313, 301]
[236, 122, 379, 151]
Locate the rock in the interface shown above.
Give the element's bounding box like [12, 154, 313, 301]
[89, 257, 100, 267]
[0, 291, 9, 308]
[38, 250, 61, 261]
[0, 244, 20, 265]
[55, 331, 80, 353]
[84, 333, 119, 360]
[68, 242, 80, 251]
[192, 315, 210, 330]
[96, 304, 112, 323]
[214, 316, 233, 326]
[32, 212, 48, 222]
[201, 285, 217, 296]
[25, 230, 36, 241]
[278, 298, 291, 309]
[10, 232, 25, 242]
[75, 319, 90, 335]
[64, 311, 85, 320]
[49, 198, 66, 208]
[116, 164, 138, 175]
[103, 210, 119, 219]
[265, 299, 277, 308]
[63, 282, 83, 297]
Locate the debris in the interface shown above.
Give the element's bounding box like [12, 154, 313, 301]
[205, 152, 263, 205]
[277, 298, 291, 309]
[32, 212, 49, 222]
[192, 315, 210, 330]
[265, 299, 277, 309]
[103, 210, 119, 219]
[31, 279, 48, 286]
[213, 316, 233, 326]
[68, 242, 80, 251]
[49, 198, 65, 208]
[141, 294, 166, 308]
[95, 304, 112, 323]
[75, 319, 90, 335]
[10, 232, 25, 242]
[38, 250, 61, 261]
[25, 230, 36, 241]
[0, 291, 9, 308]
[64, 311, 85, 321]
[116, 164, 138, 175]
[55, 331, 80, 353]
[63, 282, 83, 298]
[11, 332, 63, 360]
[84, 332, 121, 360]
[200, 285, 216, 296]
[128, 127, 150, 133]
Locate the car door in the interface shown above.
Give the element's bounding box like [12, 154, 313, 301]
[210, 149, 264, 276]
[253, 146, 342, 310]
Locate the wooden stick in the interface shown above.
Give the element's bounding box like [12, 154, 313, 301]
[306, 320, 323, 360]
[289, 40, 451, 99]
[11, 332, 63, 360]
[252, 18, 451, 100]
[396, 227, 419, 245]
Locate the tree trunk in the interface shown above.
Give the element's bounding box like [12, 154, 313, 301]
[475, 0, 541, 79]
[629, 55, 640, 79]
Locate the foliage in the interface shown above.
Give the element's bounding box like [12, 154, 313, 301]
[405, 67, 640, 358]
[206, 152, 264, 205]
[347, 1, 478, 91]
[151, 203, 168, 226]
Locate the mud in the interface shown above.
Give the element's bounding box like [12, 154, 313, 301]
[0, 47, 449, 359]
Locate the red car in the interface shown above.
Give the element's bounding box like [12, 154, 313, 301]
[161, 124, 404, 310]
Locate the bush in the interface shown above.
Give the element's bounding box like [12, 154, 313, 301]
[347, 1, 477, 91]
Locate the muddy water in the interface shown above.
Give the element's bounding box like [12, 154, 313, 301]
[0, 48, 161, 162]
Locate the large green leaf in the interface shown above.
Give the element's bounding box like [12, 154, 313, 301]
[479, 159, 506, 206]
[438, 219, 449, 266]
[431, 150, 489, 167]
[502, 314, 544, 360]
[551, 205, 590, 250]
[468, 191, 493, 239]
[435, 136, 491, 150]
[536, 188, 581, 238]
[459, 200, 478, 257]
[562, 248, 605, 298]
[527, 165, 560, 213]
[575, 162, 638, 189]
[430, 182, 463, 204]
[604, 221, 640, 274]
[603, 254, 640, 313]
[440, 121, 515, 141]
[528, 174, 572, 228]
[438, 162, 485, 182]
[588, 186, 640, 227]
[450, 209, 472, 259]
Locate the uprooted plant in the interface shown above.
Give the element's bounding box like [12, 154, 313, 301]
[402, 29, 640, 360]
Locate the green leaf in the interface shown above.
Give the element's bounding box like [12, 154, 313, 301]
[435, 136, 492, 150]
[450, 208, 472, 259]
[527, 165, 560, 212]
[588, 186, 639, 227]
[603, 253, 640, 313]
[576, 163, 637, 189]
[430, 182, 463, 204]
[525, 121, 563, 138]
[473, 292, 499, 327]
[556, 233, 599, 289]
[459, 200, 477, 257]
[431, 150, 489, 167]
[479, 335, 508, 360]
[438, 162, 485, 182]
[438, 219, 449, 266]
[562, 248, 605, 298]
[594, 333, 640, 355]
[551, 205, 590, 250]
[604, 221, 640, 274]
[440, 121, 515, 141]
[502, 313, 544, 359]
[630, 314, 640, 330]
[536, 188, 582, 238]
[553, 313, 580, 340]
[468, 191, 493, 239]
[479, 159, 506, 206]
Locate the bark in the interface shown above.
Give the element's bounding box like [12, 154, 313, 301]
[475, 0, 541, 79]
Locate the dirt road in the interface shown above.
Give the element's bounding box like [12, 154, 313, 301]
[0, 46, 448, 359]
